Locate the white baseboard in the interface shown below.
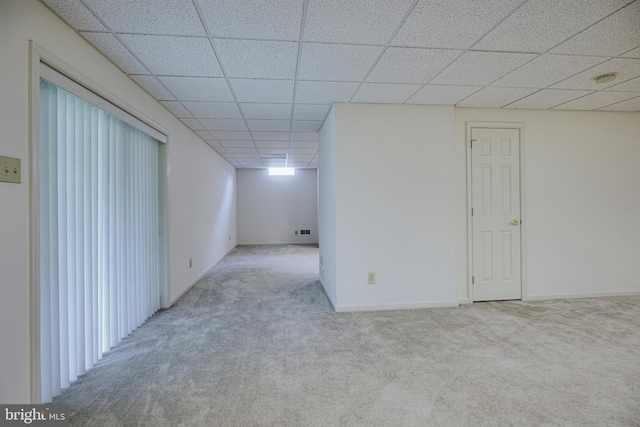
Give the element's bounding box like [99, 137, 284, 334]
[237, 241, 319, 245]
[524, 290, 640, 301]
[334, 300, 459, 313]
[458, 298, 471, 305]
[168, 245, 236, 307]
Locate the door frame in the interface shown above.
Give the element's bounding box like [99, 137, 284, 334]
[466, 122, 527, 302]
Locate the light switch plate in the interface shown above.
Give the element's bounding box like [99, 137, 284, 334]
[0, 155, 21, 184]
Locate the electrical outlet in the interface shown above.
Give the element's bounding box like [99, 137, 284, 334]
[0, 155, 21, 184]
[368, 272, 376, 284]
[295, 230, 298, 235]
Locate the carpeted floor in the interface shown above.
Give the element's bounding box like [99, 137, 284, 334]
[55, 244, 640, 426]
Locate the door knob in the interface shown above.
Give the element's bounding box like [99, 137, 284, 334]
[509, 220, 521, 226]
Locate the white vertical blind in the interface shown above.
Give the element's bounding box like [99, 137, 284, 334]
[39, 79, 161, 402]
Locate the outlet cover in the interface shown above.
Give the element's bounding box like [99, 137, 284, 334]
[0, 155, 21, 184]
[368, 272, 376, 284]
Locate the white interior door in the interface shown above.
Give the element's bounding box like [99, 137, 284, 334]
[471, 128, 521, 301]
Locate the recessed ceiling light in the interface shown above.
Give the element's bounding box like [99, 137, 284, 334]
[594, 73, 617, 84]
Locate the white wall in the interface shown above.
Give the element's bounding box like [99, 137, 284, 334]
[329, 103, 458, 311]
[0, 0, 237, 403]
[454, 108, 640, 301]
[318, 108, 337, 306]
[237, 168, 317, 245]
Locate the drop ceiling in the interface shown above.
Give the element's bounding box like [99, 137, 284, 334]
[41, 0, 640, 169]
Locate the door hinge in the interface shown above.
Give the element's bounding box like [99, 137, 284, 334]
[471, 208, 474, 216]
[470, 139, 476, 149]
[472, 276, 475, 285]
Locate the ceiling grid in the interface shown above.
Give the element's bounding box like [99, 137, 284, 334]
[40, 0, 640, 169]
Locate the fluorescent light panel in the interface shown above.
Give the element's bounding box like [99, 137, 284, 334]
[268, 167, 295, 176]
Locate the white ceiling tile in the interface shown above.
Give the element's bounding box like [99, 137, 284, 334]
[430, 51, 536, 86]
[304, 0, 414, 44]
[623, 47, 640, 58]
[198, 0, 303, 40]
[551, 1, 640, 57]
[194, 130, 214, 140]
[82, 0, 204, 35]
[160, 101, 192, 118]
[215, 40, 298, 79]
[352, 83, 421, 103]
[292, 121, 323, 132]
[288, 160, 314, 166]
[290, 132, 319, 141]
[80, 32, 148, 74]
[255, 141, 290, 148]
[211, 131, 252, 140]
[406, 85, 481, 105]
[474, 0, 630, 53]
[200, 119, 248, 131]
[241, 104, 293, 120]
[233, 158, 261, 165]
[551, 58, 640, 90]
[598, 95, 640, 111]
[225, 147, 259, 155]
[129, 75, 175, 100]
[505, 89, 593, 109]
[230, 79, 294, 103]
[552, 91, 639, 110]
[289, 148, 318, 155]
[119, 35, 222, 77]
[160, 77, 234, 102]
[607, 76, 640, 92]
[232, 153, 261, 160]
[298, 43, 382, 81]
[220, 141, 255, 148]
[240, 162, 267, 168]
[262, 159, 286, 167]
[492, 54, 607, 88]
[290, 141, 319, 149]
[293, 104, 331, 120]
[251, 132, 290, 141]
[181, 119, 205, 131]
[367, 48, 461, 84]
[295, 81, 359, 103]
[258, 148, 288, 156]
[41, 0, 107, 31]
[44, 0, 640, 161]
[393, 0, 521, 49]
[456, 87, 538, 107]
[247, 120, 291, 132]
[182, 102, 242, 119]
[288, 153, 315, 160]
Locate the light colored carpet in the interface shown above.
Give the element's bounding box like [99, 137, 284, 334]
[55, 244, 640, 426]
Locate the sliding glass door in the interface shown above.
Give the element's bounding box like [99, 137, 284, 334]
[39, 78, 162, 402]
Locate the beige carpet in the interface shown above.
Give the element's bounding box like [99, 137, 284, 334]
[55, 244, 640, 426]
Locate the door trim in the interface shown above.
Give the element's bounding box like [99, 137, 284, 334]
[466, 122, 527, 302]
